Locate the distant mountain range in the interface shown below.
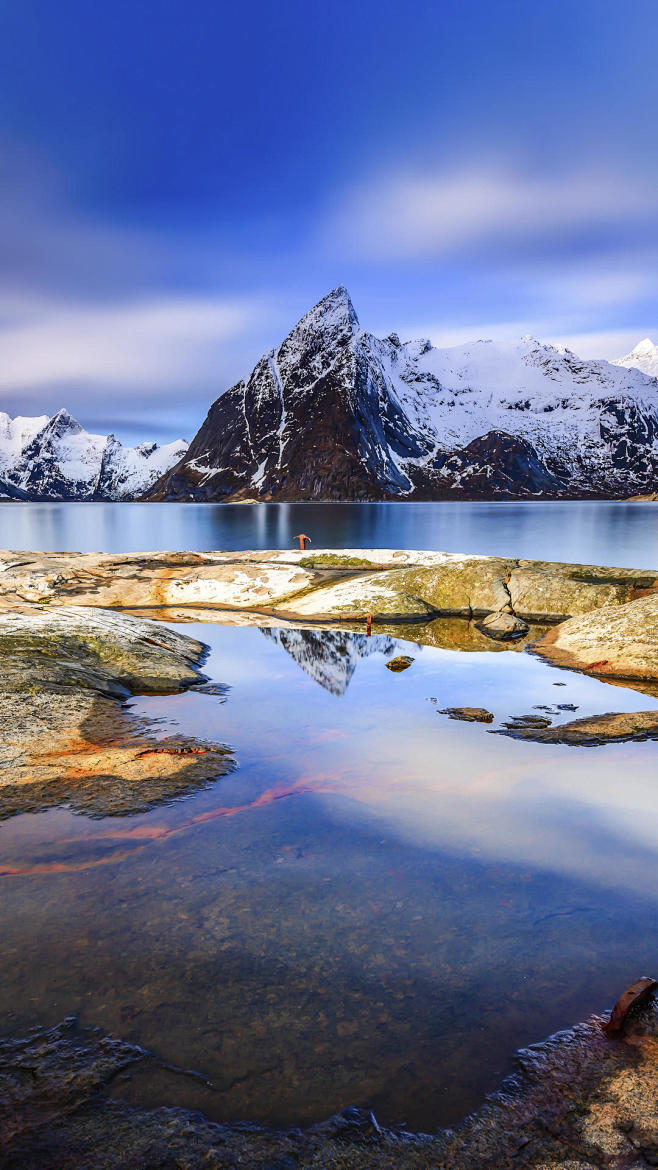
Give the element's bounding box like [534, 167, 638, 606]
[148, 287, 658, 502]
[0, 409, 187, 501]
[3, 290, 658, 502]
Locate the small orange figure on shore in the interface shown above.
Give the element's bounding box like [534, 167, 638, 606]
[366, 613, 372, 636]
[294, 534, 311, 550]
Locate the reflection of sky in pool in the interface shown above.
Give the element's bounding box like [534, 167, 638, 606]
[2, 623, 658, 1131]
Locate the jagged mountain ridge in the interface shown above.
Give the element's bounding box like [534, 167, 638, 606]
[147, 287, 658, 501]
[0, 409, 188, 501]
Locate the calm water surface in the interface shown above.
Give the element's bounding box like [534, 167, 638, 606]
[0, 499, 657, 567]
[2, 622, 658, 1130]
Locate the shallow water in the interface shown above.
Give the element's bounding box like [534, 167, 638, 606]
[2, 623, 658, 1131]
[1, 498, 657, 567]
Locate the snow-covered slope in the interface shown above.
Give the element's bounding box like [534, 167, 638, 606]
[613, 338, 658, 380]
[0, 408, 188, 501]
[148, 286, 658, 501]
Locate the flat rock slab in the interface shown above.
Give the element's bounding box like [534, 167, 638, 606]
[0, 604, 207, 696]
[0, 550, 655, 628]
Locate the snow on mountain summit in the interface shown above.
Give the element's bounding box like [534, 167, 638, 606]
[0, 410, 188, 501]
[149, 287, 658, 501]
[613, 338, 658, 379]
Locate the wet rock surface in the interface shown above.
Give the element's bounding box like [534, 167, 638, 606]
[0, 548, 655, 635]
[0, 606, 233, 818]
[496, 709, 658, 746]
[2, 994, 658, 1169]
[385, 655, 415, 672]
[439, 707, 494, 723]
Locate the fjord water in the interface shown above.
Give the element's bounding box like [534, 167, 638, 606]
[2, 621, 658, 1130]
[1, 498, 657, 566]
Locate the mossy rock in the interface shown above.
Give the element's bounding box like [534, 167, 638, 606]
[299, 554, 383, 570]
[373, 560, 515, 616]
[508, 568, 640, 621]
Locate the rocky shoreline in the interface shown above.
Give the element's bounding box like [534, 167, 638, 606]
[2, 991, 658, 1169]
[1, 548, 654, 622]
[1, 546, 657, 689]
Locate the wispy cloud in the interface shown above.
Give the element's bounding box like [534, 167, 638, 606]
[0, 143, 288, 438]
[390, 255, 657, 358]
[0, 293, 257, 391]
[328, 165, 657, 260]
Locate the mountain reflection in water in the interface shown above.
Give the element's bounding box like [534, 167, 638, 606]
[260, 628, 401, 696]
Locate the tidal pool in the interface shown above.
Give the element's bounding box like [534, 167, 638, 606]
[2, 621, 658, 1132]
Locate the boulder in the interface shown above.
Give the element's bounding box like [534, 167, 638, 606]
[475, 610, 530, 641]
[534, 592, 658, 685]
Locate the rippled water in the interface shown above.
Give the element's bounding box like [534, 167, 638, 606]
[3, 623, 658, 1130]
[1, 498, 657, 567]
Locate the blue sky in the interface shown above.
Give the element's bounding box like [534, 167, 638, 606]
[0, 0, 657, 442]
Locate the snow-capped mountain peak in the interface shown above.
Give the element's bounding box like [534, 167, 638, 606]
[0, 410, 188, 501]
[47, 407, 84, 435]
[148, 287, 658, 501]
[613, 338, 658, 378]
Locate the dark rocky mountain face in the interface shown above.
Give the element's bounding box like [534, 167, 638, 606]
[147, 287, 658, 502]
[427, 431, 565, 496]
[153, 287, 424, 502]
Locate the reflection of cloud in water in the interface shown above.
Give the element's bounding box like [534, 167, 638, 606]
[261, 628, 400, 696]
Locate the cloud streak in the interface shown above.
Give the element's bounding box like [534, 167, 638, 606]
[0, 293, 256, 391]
[329, 165, 657, 260]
